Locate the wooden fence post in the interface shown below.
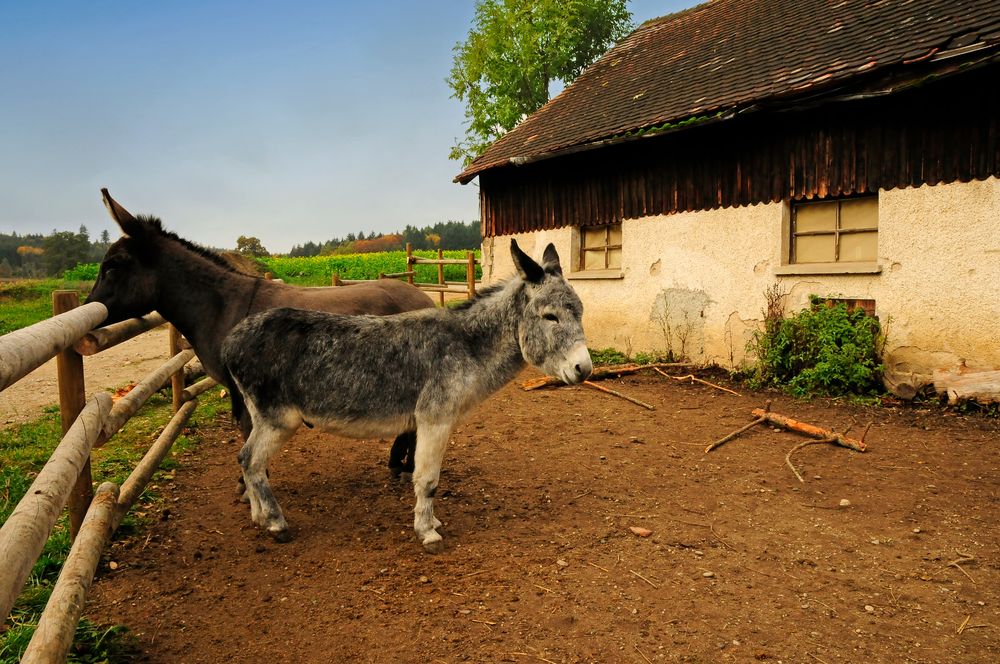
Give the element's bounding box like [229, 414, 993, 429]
[168, 325, 184, 413]
[52, 291, 91, 540]
[466, 251, 477, 300]
[405, 243, 415, 285]
[437, 249, 445, 307]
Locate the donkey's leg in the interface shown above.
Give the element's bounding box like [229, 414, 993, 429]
[412, 421, 453, 553]
[236, 407, 254, 501]
[238, 420, 297, 542]
[388, 431, 416, 478]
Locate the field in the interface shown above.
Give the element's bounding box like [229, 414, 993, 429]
[76, 370, 999, 663]
[0, 279, 93, 335]
[260, 250, 482, 286]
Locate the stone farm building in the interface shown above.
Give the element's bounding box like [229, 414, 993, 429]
[456, 0, 1000, 386]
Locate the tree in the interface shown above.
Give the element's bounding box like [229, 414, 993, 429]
[447, 0, 632, 164]
[42, 230, 91, 275]
[236, 235, 269, 257]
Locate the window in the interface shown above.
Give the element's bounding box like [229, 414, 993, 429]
[790, 196, 878, 264]
[579, 223, 622, 271]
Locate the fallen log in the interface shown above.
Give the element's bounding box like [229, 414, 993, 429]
[933, 367, 1000, 405]
[522, 362, 696, 390]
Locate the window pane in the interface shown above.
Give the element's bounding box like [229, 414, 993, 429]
[583, 227, 607, 250]
[795, 235, 836, 263]
[840, 197, 878, 230]
[608, 224, 623, 246]
[795, 203, 836, 232]
[608, 247, 622, 269]
[840, 231, 878, 262]
[583, 248, 606, 270]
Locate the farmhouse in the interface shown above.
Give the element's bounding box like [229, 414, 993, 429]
[456, 0, 1000, 388]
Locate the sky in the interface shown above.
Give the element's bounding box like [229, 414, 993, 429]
[0, 0, 696, 253]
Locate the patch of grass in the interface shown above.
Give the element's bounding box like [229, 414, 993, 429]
[0, 279, 95, 335]
[0, 388, 230, 661]
[588, 347, 677, 367]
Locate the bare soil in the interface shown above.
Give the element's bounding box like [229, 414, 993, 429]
[79, 369, 1000, 664]
[0, 326, 172, 424]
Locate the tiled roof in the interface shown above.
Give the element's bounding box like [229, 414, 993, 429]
[456, 0, 1000, 183]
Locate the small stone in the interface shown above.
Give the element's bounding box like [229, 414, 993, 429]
[839, 499, 851, 507]
[629, 526, 653, 537]
[912, 528, 921, 533]
[702, 571, 715, 578]
[556, 559, 569, 567]
[864, 605, 875, 613]
[108, 561, 119, 570]
[419, 575, 430, 583]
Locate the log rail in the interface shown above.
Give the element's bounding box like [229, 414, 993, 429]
[0, 290, 201, 661]
[333, 243, 481, 306]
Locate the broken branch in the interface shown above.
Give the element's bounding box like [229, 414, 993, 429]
[583, 380, 655, 410]
[653, 367, 742, 396]
[522, 362, 695, 390]
[750, 408, 868, 452]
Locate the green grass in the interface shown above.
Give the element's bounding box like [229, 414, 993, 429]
[260, 250, 482, 286]
[0, 279, 94, 336]
[0, 390, 230, 662]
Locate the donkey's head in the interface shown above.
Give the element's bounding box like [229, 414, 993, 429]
[84, 190, 163, 324]
[511, 240, 592, 384]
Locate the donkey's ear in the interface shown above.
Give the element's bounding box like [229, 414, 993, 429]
[541, 243, 562, 276]
[101, 188, 145, 238]
[510, 239, 544, 284]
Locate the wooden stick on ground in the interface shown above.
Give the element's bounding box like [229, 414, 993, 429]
[704, 401, 772, 453]
[785, 437, 837, 483]
[583, 380, 655, 410]
[752, 408, 868, 452]
[522, 362, 696, 390]
[652, 367, 742, 396]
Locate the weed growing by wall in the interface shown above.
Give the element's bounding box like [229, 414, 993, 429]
[748, 294, 884, 397]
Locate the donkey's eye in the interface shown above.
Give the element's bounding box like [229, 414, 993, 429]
[542, 313, 559, 322]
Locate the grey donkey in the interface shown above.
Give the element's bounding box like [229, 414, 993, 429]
[221, 240, 592, 552]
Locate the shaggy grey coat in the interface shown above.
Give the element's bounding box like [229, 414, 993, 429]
[222, 240, 591, 552]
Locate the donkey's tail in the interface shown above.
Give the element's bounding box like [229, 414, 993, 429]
[222, 362, 248, 435]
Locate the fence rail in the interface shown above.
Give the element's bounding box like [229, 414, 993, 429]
[332, 243, 481, 306]
[0, 291, 200, 662]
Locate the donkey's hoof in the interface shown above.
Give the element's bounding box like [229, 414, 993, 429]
[421, 535, 444, 554]
[270, 528, 293, 543]
[388, 464, 404, 479]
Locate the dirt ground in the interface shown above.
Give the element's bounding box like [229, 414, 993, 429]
[79, 369, 999, 664]
[0, 325, 172, 424]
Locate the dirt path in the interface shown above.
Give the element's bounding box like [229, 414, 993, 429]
[0, 326, 171, 425]
[84, 371, 1000, 663]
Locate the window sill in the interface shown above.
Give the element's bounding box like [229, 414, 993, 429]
[567, 269, 624, 280]
[774, 262, 882, 276]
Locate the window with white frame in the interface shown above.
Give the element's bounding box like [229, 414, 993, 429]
[790, 196, 878, 264]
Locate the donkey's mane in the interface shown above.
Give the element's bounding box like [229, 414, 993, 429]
[449, 281, 509, 311]
[135, 214, 239, 273]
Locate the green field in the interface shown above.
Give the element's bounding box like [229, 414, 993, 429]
[260, 250, 482, 286]
[0, 279, 93, 336]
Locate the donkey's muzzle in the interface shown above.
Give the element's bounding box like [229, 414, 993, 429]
[561, 344, 593, 384]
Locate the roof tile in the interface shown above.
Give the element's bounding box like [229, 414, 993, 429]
[458, 0, 1000, 182]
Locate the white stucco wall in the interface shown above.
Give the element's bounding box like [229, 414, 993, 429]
[481, 177, 1000, 377]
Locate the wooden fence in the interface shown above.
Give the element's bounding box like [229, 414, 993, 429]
[334, 243, 480, 306]
[0, 291, 215, 662]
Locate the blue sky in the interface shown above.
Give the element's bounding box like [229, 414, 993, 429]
[0, 1, 695, 253]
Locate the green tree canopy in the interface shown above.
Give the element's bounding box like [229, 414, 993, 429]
[447, 0, 632, 165]
[236, 235, 269, 257]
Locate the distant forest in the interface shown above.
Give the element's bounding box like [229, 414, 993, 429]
[0, 219, 482, 278]
[288, 220, 481, 257]
[0, 226, 111, 278]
